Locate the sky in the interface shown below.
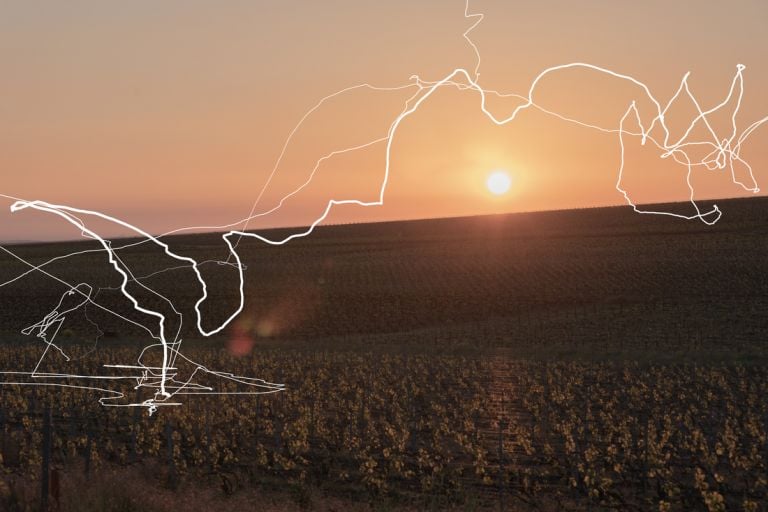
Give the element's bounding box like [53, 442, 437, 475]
[1, 0, 766, 241]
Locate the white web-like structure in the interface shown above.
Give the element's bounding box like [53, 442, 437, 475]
[0, 1, 765, 414]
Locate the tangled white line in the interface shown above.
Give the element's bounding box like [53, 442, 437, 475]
[0, 0, 765, 413]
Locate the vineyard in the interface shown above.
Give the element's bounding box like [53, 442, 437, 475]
[2, 346, 768, 511]
[1, 197, 767, 510]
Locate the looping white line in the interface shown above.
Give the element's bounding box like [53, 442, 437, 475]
[0, 0, 765, 412]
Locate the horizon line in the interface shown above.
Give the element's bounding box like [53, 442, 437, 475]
[2, 193, 763, 247]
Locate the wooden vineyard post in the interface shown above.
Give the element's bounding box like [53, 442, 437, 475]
[0, 407, 4, 463]
[274, 371, 285, 457]
[130, 389, 141, 464]
[542, 379, 549, 447]
[407, 394, 418, 454]
[83, 422, 93, 476]
[585, 400, 592, 512]
[274, 400, 283, 453]
[764, 413, 768, 486]
[498, 416, 508, 512]
[40, 406, 51, 512]
[66, 411, 77, 464]
[254, 401, 260, 439]
[642, 413, 649, 501]
[165, 420, 178, 489]
[205, 415, 213, 472]
[309, 399, 315, 440]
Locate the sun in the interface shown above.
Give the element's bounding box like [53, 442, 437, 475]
[486, 170, 511, 195]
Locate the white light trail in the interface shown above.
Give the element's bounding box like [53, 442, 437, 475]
[0, 0, 765, 412]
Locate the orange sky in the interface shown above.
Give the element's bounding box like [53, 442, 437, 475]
[1, 0, 766, 241]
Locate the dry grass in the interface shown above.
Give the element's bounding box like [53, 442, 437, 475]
[2, 463, 489, 512]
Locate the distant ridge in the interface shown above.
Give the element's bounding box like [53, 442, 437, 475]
[4, 195, 767, 248]
[1, 240, 42, 246]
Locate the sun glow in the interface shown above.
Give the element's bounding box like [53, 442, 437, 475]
[486, 171, 511, 195]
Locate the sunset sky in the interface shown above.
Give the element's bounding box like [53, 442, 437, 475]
[1, 0, 766, 241]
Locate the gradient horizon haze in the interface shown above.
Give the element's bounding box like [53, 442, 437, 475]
[1, 0, 766, 241]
